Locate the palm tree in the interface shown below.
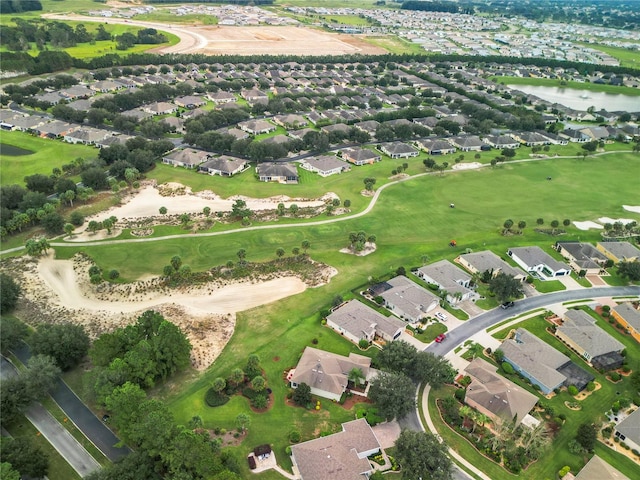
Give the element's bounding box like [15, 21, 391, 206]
[229, 368, 244, 388]
[301, 240, 310, 254]
[459, 405, 473, 424]
[475, 413, 489, 432]
[467, 342, 484, 359]
[348, 368, 365, 388]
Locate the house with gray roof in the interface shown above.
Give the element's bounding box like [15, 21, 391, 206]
[35, 120, 78, 139]
[612, 303, 640, 344]
[290, 418, 380, 480]
[499, 329, 569, 394]
[289, 347, 376, 401]
[63, 127, 110, 145]
[143, 101, 178, 115]
[614, 408, 640, 452]
[380, 142, 419, 159]
[482, 134, 520, 149]
[238, 119, 276, 135]
[414, 260, 474, 305]
[574, 455, 629, 480]
[416, 138, 457, 155]
[198, 155, 246, 177]
[9, 115, 47, 132]
[207, 91, 237, 104]
[507, 246, 571, 280]
[272, 113, 308, 129]
[163, 148, 210, 169]
[326, 299, 404, 345]
[556, 242, 608, 275]
[371, 275, 439, 323]
[341, 147, 381, 166]
[354, 120, 380, 136]
[300, 155, 350, 177]
[557, 309, 624, 370]
[256, 162, 298, 183]
[448, 135, 485, 152]
[464, 358, 538, 427]
[457, 250, 526, 281]
[596, 241, 640, 263]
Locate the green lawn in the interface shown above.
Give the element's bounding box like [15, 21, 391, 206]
[362, 35, 428, 55]
[576, 43, 640, 70]
[414, 322, 447, 343]
[135, 12, 218, 25]
[532, 279, 566, 293]
[0, 131, 97, 186]
[490, 76, 640, 96]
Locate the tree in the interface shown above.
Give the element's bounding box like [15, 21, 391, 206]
[212, 377, 226, 393]
[231, 199, 251, 219]
[289, 204, 299, 216]
[64, 222, 74, 237]
[489, 273, 524, 304]
[229, 368, 245, 388]
[0, 316, 28, 354]
[276, 248, 285, 258]
[235, 413, 250, 433]
[368, 371, 415, 421]
[518, 220, 526, 230]
[394, 429, 452, 480]
[575, 423, 596, 452]
[31, 323, 90, 370]
[0, 437, 49, 479]
[348, 367, 365, 387]
[81, 167, 109, 190]
[550, 219, 560, 234]
[292, 382, 311, 406]
[536, 218, 544, 226]
[503, 219, 514, 232]
[618, 261, 640, 281]
[0, 377, 31, 425]
[414, 351, 456, 388]
[301, 240, 310, 254]
[159, 206, 167, 215]
[0, 274, 21, 314]
[377, 340, 418, 378]
[363, 177, 376, 191]
[245, 354, 261, 379]
[251, 376, 265, 392]
[24, 354, 61, 400]
[203, 206, 211, 217]
[237, 249, 247, 262]
[41, 211, 65, 235]
[563, 219, 571, 227]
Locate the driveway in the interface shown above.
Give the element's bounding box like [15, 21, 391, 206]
[372, 421, 401, 449]
[12, 344, 130, 462]
[1, 356, 100, 478]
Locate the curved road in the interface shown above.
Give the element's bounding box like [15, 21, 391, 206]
[1, 356, 101, 478]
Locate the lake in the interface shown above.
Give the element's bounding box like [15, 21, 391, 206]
[0, 142, 35, 156]
[506, 85, 640, 112]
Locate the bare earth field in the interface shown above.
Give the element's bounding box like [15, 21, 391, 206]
[43, 14, 384, 56]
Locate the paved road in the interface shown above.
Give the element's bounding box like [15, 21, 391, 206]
[13, 344, 131, 462]
[1, 356, 101, 478]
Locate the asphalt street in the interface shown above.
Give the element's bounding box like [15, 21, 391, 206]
[13, 343, 131, 461]
[1, 356, 101, 477]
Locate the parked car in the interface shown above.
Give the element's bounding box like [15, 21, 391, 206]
[501, 301, 515, 309]
[435, 311, 447, 322]
[435, 333, 446, 343]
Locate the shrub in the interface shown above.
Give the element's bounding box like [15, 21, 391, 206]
[609, 372, 621, 382]
[558, 465, 571, 477]
[586, 381, 595, 392]
[568, 385, 579, 396]
[70, 211, 85, 226]
[358, 339, 369, 349]
[108, 269, 120, 280]
[501, 362, 514, 374]
[602, 305, 611, 312]
[285, 446, 291, 455]
[622, 366, 631, 373]
[454, 388, 466, 402]
[251, 394, 268, 409]
[311, 338, 318, 345]
[602, 310, 610, 318]
[289, 430, 301, 443]
[205, 388, 230, 407]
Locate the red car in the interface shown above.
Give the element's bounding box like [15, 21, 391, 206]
[435, 334, 446, 343]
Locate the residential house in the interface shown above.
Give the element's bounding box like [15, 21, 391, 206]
[507, 246, 571, 279]
[240, 89, 268, 103]
[354, 120, 380, 136]
[482, 135, 520, 149]
[448, 135, 485, 152]
[611, 303, 640, 343]
[320, 123, 350, 136]
[614, 408, 640, 453]
[63, 127, 110, 145]
[162, 148, 210, 169]
[289, 347, 376, 401]
[326, 299, 405, 344]
[207, 91, 237, 104]
[143, 102, 178, 116]
[557, 309, 624, 370]
[379, 142, 419, 159]
[290, 418, 381, 480]
[574, 455, 629, 480]
[370, 275, 439, 323]
[238, 119, 276, 135]
[555, 242, 608, 275]
[416, 138, 457, 155]
[559, 128, 591, 143]
[256, 162, 298, 183]
[9, 115, 47, 132]
[414, 260, 474, 305]
[198, 155, 247, 177]
[272, 114, 307, 129]
[340, 147, 381, 166]
[509, 131, 551, 146]
[596, 241, 640, 263]
[457, 250, 527, 281]
[35, 120, 78, 139]
[580, 126, 612, 141]
[91, 80, 122, 93]
[174, 95, 207, 109]
[59, 85, 93, 100]
[288, 128, 315, 140]
[299, 156, 350, 177]
[499, 328, 594, 394]
[464, 358, 538, 427]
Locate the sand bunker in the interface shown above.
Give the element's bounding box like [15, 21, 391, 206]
[452, 162, 483, 170]
[89, 183, 329, 222]
[623, 205, 640, 214]
[7, 252, 328, 370]
[598, 217, 637, 225]
[573, 221, 604, 231]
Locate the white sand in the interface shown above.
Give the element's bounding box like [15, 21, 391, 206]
[573, 221, 604, 231]
[598, 217, 637, 225]
[623, 205, 640, 214]
[452, 162, 483, 170]
[90, 184, 328, 222]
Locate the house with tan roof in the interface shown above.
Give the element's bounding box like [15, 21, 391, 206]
[611, 303, 640, 343]
[414, 260, 474, 305]
[464, 358, 538, 427]
[290, 418, 381, 480]
[197, 155, 246, 177]
[341, 147, 381, 166]
[238, 119, 276, 135]
[326, 299, 405, 345]
[300, 155, 350, 177]
[596, 241, 640, 263]
[256, 162, 298, 183]
[457, 250, 526, 281]
[574, 455, 629, 480]
[162, 148, 210, 169]
[379, 142, 419, 159]
[289, 347, 376, 401]
[557, 309, 624, 370]
[370, 275, 439, 323]
[416, 138, 457, 155]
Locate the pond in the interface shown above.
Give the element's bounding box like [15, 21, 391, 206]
[0, 142, 35, 156]
[506, 84, 640, 112]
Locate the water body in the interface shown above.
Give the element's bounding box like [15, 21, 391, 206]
[0, 142, 34, 156]
[506, 84, 640, 112]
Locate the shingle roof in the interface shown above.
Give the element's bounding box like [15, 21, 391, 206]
[615, 408, 640, 447]
[416, 260, 472, 296]
[327, 300, 403, 340]
[458, 250, 526, 278]
[508, 246, 570, 272]
[612, 303, 640, 331]
[379, 276, 439, 320]
[557, 242, 607, 269]
[597, 241, 640, 261]
[302, 156, 348, 173]
[559, 309, 624, 357]
[574, 455, 629, 480]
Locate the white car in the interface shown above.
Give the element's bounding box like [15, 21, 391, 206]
[435, 311, 447, 322]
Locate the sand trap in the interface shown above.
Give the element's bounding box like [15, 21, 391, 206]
[452, 162, 483, 170]
[574, 221, 604, 231]
[89, 183, 329, 222]
[623, 205, 640, 214]
[598, 217, 637, 225]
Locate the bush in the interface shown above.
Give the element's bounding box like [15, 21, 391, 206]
[454, 388, 466, 402]
[609, 372, 621, 382]
[108, 269, 119, 280]
[568, 385, 579, 396]
[70, 211, 85, 226]
[205, 388, 229, 407]
[602, 310, 610, 318]
[602, 305, 611, 312]
[622, 365, 631, 373]
[285, 446, 292, 455]
[558, 465, 571, 477]
[358, 339, 369, 349]
[289, 430, 301, 443]
[586, 381, 595, 392]
[501, 362, 514, 374]
[251, 394, 267, 409]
